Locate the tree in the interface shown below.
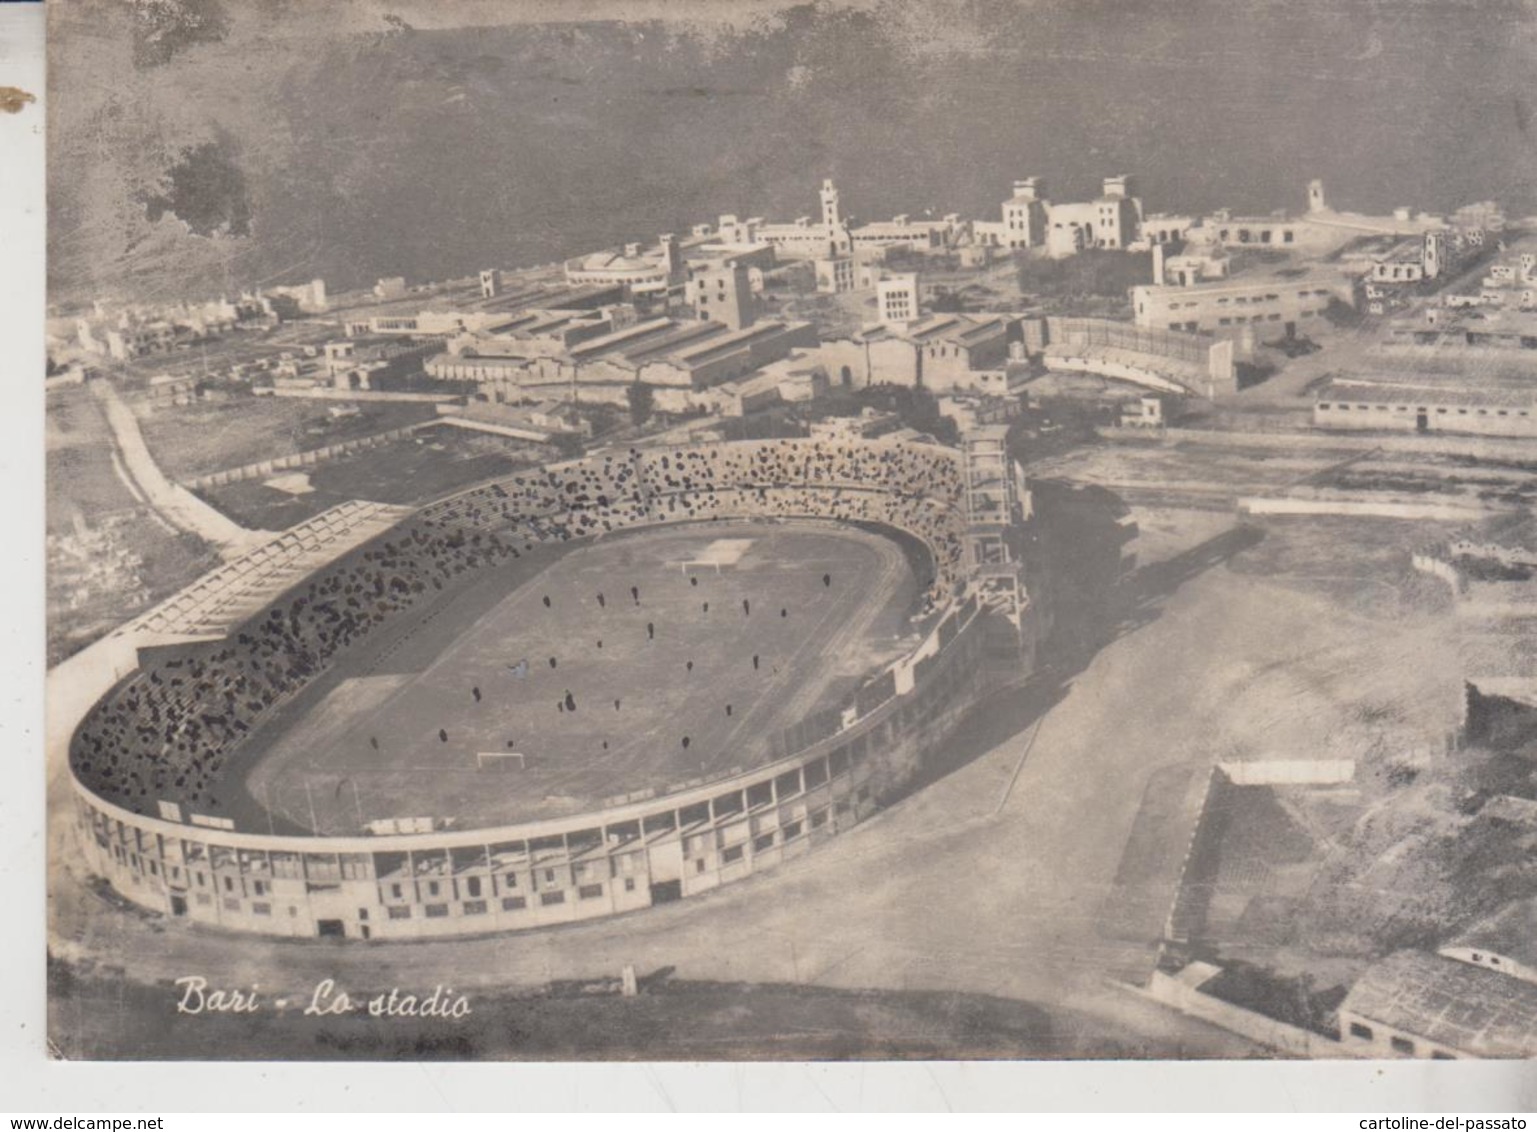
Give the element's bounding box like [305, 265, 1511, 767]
[626, 382, 654, 427]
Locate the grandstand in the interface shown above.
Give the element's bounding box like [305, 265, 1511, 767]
[1041, 317, 1237, 400]
[116, 501, 412, 642]
[65, 438, 1039, 940]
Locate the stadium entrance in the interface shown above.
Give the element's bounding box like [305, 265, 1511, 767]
[649, 880, 682, 904]
[317, 919, 346, 938]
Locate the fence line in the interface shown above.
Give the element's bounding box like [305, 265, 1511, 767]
[187, 422, 439, 490]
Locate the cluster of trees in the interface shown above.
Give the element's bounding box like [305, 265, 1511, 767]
[1015, 249, 1153, 306]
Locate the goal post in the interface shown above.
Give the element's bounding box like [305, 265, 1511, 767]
[476, 751, 527, 771]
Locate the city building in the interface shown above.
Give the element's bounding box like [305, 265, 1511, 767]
[102, 319, 179, 361]
[1131, 268, 1355, 346]
[1385, 306, 1537, 352]
[433, 311, 816, 412]
[1185, 180, 1453, 257]
[1439, 513, 1537, 571]
[807, 312, 1021, 394]
[478, 282, 628, 317]
[1433, 248, 1537, 313]
[346, 308, 508, 339]
[936, 393, 1024, 433]
[451, 397, 591, 442]
[1118, 394, 1168, 428]
[1138, 213, 1196, 247]
[1186, 209, 1315, 252]
[973, 176, 1143, 257]
[703, 354, 831, 417]
[688, 258, 755, 330]
[71, 293, 278, 361]
[1312, 378, 1537, 438]
[683, 236, 776, 281]
[1439, 898, 1537, 986]
[849, 213, 967, 253]
[1361, 229, 1486, 313]
[373, 276, 408, 300]
[562, 233, 685, 297]
[876, 273, 920, 327]
[973, 178, 1049, 252]
[264, 277, 328, 313]
[1369, 231, 1453, 286]
[322, 337, 437, 391]
[755, 179, 853, 260]
[711, 214, 763, 247]
[1042, 175, 1143, 258]
[444, 304, 639, 363]
[1038, 316, 1236, 400]
[1154, 243, 1230, 287]
[813, 254, 880, 295]
[902, 314, 1012, 394]
[1338, 950, 1537, 1058]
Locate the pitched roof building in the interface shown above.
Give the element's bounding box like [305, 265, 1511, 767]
[1338, 950, 1537, 1058]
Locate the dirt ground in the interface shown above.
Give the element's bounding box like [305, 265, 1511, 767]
[198, 427, 547, 530]
[242, 522, 915, 832]
[139, 396, 439, 482]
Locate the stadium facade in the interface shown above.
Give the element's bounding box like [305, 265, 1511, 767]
[63, 437, 1043, 940]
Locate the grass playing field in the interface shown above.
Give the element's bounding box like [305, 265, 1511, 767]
[241, 521, 919, 833]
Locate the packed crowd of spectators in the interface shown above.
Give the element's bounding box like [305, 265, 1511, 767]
[426, 440, 968, 596]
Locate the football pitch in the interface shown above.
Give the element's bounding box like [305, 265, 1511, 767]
[243, 521, 918, 833]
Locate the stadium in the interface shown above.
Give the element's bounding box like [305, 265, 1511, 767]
[63, 435, 1042, 940]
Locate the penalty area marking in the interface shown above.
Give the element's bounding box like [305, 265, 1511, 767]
[672, 537, 754, 575]
[477, 750, 528, 771]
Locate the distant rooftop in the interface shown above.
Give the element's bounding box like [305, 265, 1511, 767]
[1447, 898, 1537, 973]
[479, 283, 625, 316]
[1479, 511, 1537, 552]
[1319, 379, 1535, 411]
[1340, 950, 1537, 1057]
[566, 316, 678, 359]
[905, 313, 1007, 346]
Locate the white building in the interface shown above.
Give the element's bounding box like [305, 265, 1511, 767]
[1338, 951, 1537, 1059]
[849, 213, 967, 253]
[973, 175, 1142, 257]
[755, 179, 853, 261]
[1132, 268, 1354, 343]
[563, 234, 684, 297]
[1313, 378, 1537, 438]
[1439, 898, 1537, 987]
[876, 273, 920, 327]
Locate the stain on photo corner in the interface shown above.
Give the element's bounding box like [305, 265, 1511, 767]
[0, 86, 37, 114]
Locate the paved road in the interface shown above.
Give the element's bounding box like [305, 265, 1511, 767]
[90, 380, 267, 556]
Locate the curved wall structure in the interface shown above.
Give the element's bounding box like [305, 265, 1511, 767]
[66, 439, 1016, 940]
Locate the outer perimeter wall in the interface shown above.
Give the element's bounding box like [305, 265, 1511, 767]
[65, 440, 1026, 940]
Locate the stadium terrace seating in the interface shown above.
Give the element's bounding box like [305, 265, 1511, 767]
[120, 501, 413, 641]
[72, 440, 969, 817]
[1041, 342, 1208, 395]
